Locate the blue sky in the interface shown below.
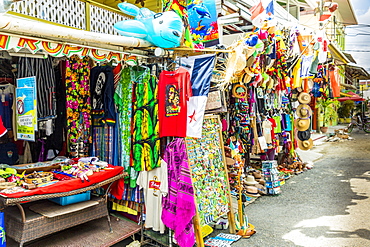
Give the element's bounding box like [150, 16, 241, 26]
[345, 0, 370, 71]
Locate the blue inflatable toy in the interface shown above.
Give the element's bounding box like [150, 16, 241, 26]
[114, 2, 184, 48]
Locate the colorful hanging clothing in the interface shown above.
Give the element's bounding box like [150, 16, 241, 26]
[131, 65, 161, 172]
[162, 138, 196, 247]
[65, 56, 92, 158]
[114, 66, 138, 186]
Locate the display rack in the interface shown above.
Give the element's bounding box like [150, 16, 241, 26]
[185, 115, 236, 246]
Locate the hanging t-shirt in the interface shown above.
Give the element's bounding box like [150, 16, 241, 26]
[262, 119, 273, 144]
[0, 84, 15, 130]
[292, 58, 302, 89]
[300, 55, 314, 78]
[137, 159, 168, 234]
[158, 67, 192, 137]
[284, 114, 292, 131]
[0, 142, 19, 165]
[268, 117, 277, 143]
[273, 115, 282, 134]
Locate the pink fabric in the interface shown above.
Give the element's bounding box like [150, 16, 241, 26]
[162, 138, 196, 247]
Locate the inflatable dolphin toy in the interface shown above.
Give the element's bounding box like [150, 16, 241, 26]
[114, 2, 184, 48]
[0, 0, 23, 13]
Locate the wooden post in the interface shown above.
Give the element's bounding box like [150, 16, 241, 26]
[192, 209, 204, 247]
[217, 116, 236, 234]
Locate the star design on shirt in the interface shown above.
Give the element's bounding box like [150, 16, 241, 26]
[189, 110, 196, 123]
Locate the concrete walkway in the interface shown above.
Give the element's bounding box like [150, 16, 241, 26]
[213, 126, 370, 247]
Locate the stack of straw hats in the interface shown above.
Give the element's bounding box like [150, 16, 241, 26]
[296, 92, 313, 150]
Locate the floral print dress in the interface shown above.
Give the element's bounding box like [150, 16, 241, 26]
[65, 56, 92, 157]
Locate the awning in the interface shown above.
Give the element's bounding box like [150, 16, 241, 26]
[345, 64, 370, 80]
[338, 92, 365, 102]
[343, 52, 356, 64]
[328, 43, 351, 65]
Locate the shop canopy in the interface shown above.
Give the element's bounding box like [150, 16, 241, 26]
[328, 43, 351, 65]
[345, 64, 370, 80]
[338, 92, 365, 102]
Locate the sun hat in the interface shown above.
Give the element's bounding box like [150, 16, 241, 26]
[245, 186, 260, 197]
[290, 87, 302, 102]
[252, 171, 262, 179]
[0, 116, 7, 138]
[298, 92, 311, 104]
[298, 138, 314, 150]
[241, 68, 253, 84]
[245, 175, 258, 186]
[255, 183, 267, 195]
[297, 130, 311, 141]
[258, 179, 266, 186]
[295, 118, 310, 131]
[226, 157, 235, 167]
[296, 104, 312, 119]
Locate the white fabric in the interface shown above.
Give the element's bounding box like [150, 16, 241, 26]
[137, 159, 168, 234]
[262, 119, 272, 144]
[186, 96, 207, 138]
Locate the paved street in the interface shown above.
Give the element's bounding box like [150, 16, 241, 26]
[229, 130, 370, 247]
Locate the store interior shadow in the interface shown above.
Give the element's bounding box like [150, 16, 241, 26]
[301, 226, 370, 241]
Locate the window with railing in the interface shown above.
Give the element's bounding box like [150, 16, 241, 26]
[9, 0, 130, 35]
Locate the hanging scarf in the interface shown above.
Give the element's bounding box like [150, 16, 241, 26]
[162, 138, 196, 247]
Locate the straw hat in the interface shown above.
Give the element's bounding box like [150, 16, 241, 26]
[298, 138, 313, 150]
[296, 118, 310, 131]
[226, 157, 235, 167]
[296, 104, 312, 119]
[245, 175, 258, 186]
[245, 186, 260, 197]
[298, 92, 311, 104]
[241, 68, 254, 84]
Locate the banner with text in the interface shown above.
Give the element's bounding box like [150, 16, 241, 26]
[0, 34, 127, 62]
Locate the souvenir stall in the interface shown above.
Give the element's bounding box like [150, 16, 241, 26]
[0, 0, 342, 246]
[0, 32, 149, 246]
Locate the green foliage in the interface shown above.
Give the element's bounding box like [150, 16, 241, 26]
[316, 98, 340, 127]
[338, 100, 355, 118]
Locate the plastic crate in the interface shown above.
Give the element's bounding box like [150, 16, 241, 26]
[48, 191, 91, 206]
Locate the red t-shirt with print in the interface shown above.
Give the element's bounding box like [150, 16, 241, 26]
[158, 67, 192, 137]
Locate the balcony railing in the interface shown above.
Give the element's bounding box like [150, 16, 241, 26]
[8, 0, 131, 35]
